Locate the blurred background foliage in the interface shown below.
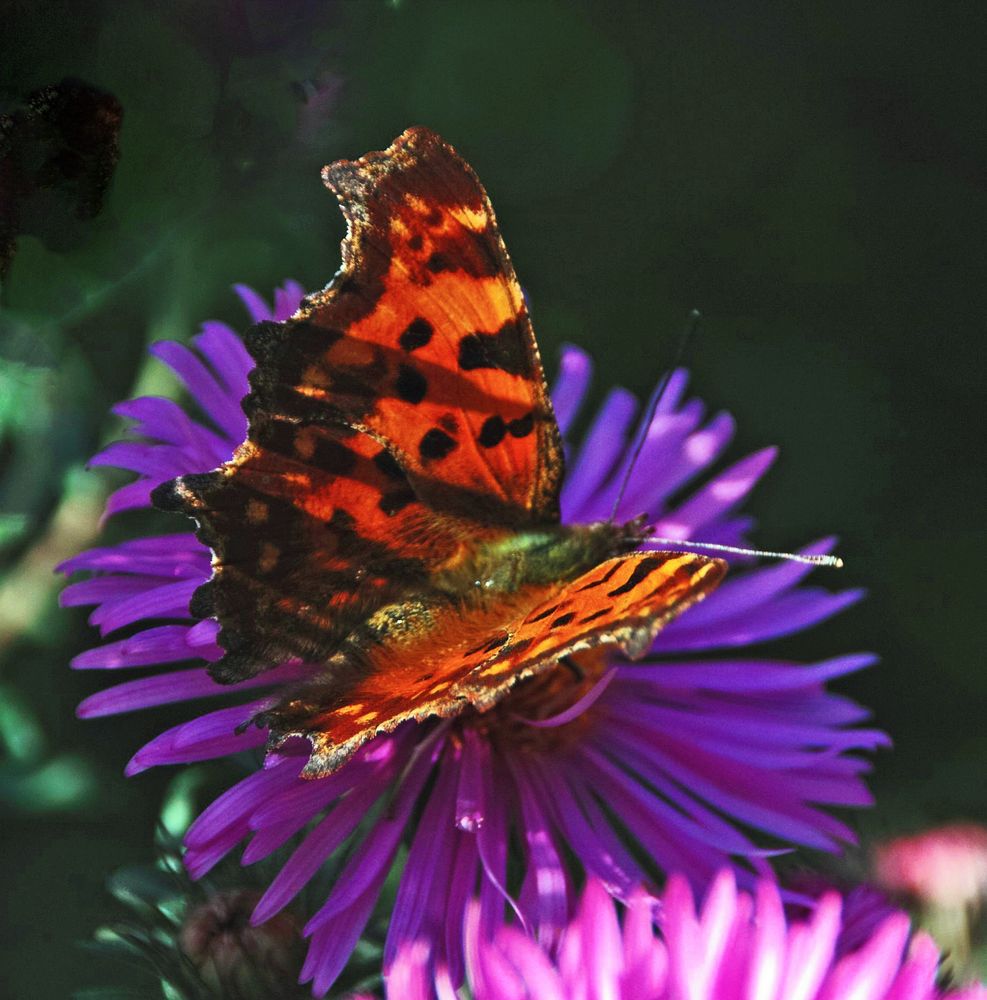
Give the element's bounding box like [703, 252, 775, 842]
[1, 0, 984, 995]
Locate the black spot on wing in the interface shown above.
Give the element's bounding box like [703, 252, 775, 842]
[399, 317, 433, 352]
[378, 487, 416, 516]
[458, 318, 532, 377]
[576, 561, 622, 592]
[466, 632, 510, 657]
[373, 449, 405, 481]
[308, 437, 358, 476]
[607, 556, 666, 598]
[419, 427, 457, 461]
[478, 411, 535, 448]
[395, 364, 428, 404]
[550, 612, 576, 628]
[507, 411, 534, 438]
[526, 604, 561, 624]
[579, 608, 610, 625]
[426, 251, 452, 273]
[479, 415, 506, 448]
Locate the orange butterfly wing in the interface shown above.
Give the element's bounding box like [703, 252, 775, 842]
[155, 422, 465, 679]
[155, 128, 563, 677]
[245, 126, 563, 524]
[255, 552, 726, 776]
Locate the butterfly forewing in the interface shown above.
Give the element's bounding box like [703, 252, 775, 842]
[246, 126, 563, 526]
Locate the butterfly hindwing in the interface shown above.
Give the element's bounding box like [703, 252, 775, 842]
[154, 419, 464, 679]
[256, 551, 726, 776]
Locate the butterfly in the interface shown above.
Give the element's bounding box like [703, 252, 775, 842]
[153, 127, 726, 777]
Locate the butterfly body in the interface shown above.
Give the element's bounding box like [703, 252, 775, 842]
[153, 127, 727, 777]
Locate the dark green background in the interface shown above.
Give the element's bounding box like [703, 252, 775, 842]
[2, 2, 984, 995]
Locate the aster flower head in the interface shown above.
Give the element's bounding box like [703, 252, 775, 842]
[874, 824, 987, 911]
[397, 870, 987, 1000]
[63, 281, 889, 995]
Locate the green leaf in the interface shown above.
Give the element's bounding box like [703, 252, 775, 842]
[0, 684, 45, 761]
[158, 767, 212, 840]
[107, 866, 184, 910]
[0, 513, 29, 551]
[0, 754, 96, 811]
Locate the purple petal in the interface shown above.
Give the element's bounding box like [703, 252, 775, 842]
[550, 345, 593, 437]
[192, 321, 253, 398]
[149, 340, 244, 443]
[596, 713, 857, 850]
[675, 537, 837, 626]
[61, 575, 164, 608]
[253, 779, 388, 924]
[628, 411, 738, 518]
[186, 757, 305, 850]
[619, 654, 878, 694]
[615, 411, 731, 521]
[59, 533, 207, 578]
[584, 728, 760, 856]
[245, 730, 413, 844]
[272, 280, 306, 320]
[77, 662, 307, 717]
[658, 588, 865, 652]
[511, 759, 569, 949]
[523, 755, 643, 898]
[113, 396, 230, 465]
[384, 744, 461, 965]
[577, 746, 728, 885]
[302, 881, 382, 997]
[233, 283, 273, 323]
[125, 701, 269, 775]
[90, 577, 199, 634]
[305, 741, 437, 932]
[474, 740, 520, 937]
[89, 440, 191, 478]
[442, 816, 481, 986]
[561, 388, 638, 519]
[651, 447, 777, 541]
[184, 758, 306, 878]
[103, 479, 154, 517]
[71, 624, 215, 670]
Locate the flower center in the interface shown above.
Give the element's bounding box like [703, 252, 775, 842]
[467, 648, 611, 754]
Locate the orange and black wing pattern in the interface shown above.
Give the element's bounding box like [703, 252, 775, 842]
[245, 126, 563, 526]
[257, 551, 726, 776]
[154, 422, 465, 680]
[154, 127, 562, 680]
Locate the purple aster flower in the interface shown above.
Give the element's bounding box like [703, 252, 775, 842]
[390, 871, 987, 1000]
[62, 281, 889, 996]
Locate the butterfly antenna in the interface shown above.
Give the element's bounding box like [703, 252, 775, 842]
[609, 309, 702, 522]
[646, 537, 844, 568]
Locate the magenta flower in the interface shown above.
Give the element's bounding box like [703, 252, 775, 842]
[395, 870, 987, 1000]
[874, 823, 987, 910]
[62, 282, 889, 995]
